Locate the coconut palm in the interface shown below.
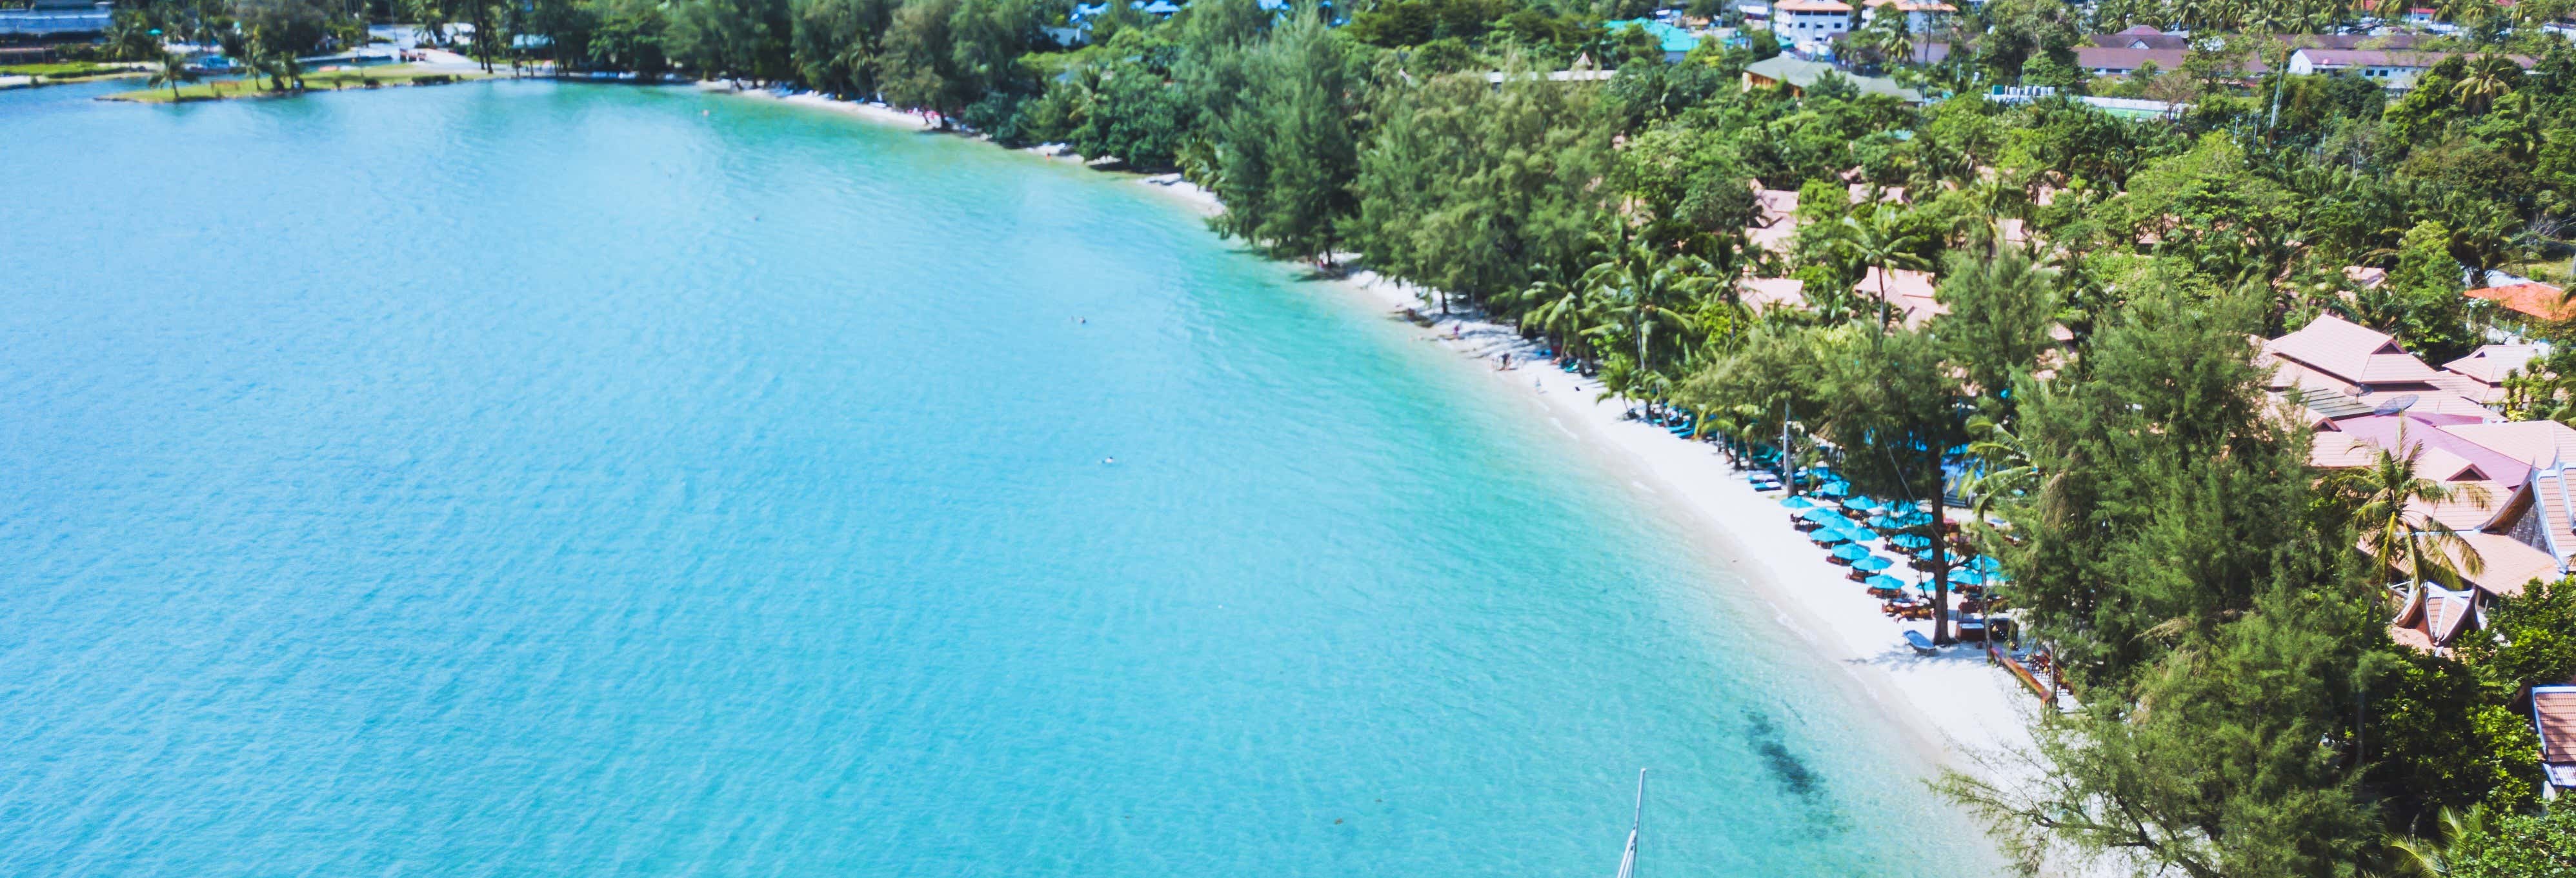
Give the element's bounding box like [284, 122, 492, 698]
[2451, 55, 2519, 114]
[147, 51, 195, 101]
[1578, 234, 1716, 380]
[1835, 205, 1931, 340]
[2388, 806, 2490, 878]
[1517, 275, 1595, 364]
[2330, 430, 2493, 588]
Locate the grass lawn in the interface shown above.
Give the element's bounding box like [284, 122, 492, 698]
[104, 65, 496, 103]
[1, 61, 137, 79]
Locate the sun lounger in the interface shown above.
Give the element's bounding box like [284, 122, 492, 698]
[1904, 630, 1937, 655]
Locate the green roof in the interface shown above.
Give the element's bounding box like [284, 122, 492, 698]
[1744, 55, 1923, 102]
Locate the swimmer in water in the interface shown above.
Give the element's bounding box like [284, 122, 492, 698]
[1103, 457, 1116, 464]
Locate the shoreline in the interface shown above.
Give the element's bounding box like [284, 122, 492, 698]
[715, 80, 2046, 806]
[1317, 272, 2046, 768]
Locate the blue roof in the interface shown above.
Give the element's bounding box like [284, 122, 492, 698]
[1601, 18, 1700, 54]
[1136, 0, 1181, 12]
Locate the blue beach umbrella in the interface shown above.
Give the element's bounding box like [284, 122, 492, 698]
[1889, 534, 1932, 550]
[1831, 543, 1873, 561]
[1863, 574, 1906, 590]
[1811, 529, 1855, 546]
[1852, 555, 1895, 572]
[1780, 496, 1816, 510]
[1800, 506, 1846, 522]
[1833, 526, 1877, 544]
[1813, 482, 1849, 498]
[1844, 496, 1881, 512]
[1950, 568, 1986, 586]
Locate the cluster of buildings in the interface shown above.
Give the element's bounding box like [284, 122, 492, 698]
[2259, 302, 2576, 797]
[1726, 171, 2576, 793]
[2073, 26, 2538, 93]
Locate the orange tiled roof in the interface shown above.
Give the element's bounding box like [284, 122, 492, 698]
[2466, 283, 2573, 321]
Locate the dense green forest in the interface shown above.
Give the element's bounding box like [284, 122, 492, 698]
[78, 0, 2576, 870]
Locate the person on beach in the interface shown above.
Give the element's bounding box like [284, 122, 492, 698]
[1501, 352, 1511, 370]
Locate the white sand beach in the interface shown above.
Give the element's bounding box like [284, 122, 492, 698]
[1326, 270, 2048, 764]
[725, 82, 2053, 803]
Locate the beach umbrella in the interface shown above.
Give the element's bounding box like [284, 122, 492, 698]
[1863, 574, 1906, 590]
[1843, 496, 1881, 512]
[1831, 543, 1872, 561]
[1813, 482, 1849, 498]
[1969, 555, 2004, 574]
[1799, 506, 1846, 522]
[1950, 568, 1986, 586]
[1833, 527, 1878, 544]
[1889, 533, 1931, 550]
[1866, 514, 1901, 530]
[1853, 555, 1895, 572]
[1780, 496, 1816, 510]
[1810, 529, 1854, 546]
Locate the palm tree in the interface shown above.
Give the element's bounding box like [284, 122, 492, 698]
[2331, 430, 2493, 588]
[148, 52, 195, 101]
[2388, 806, 2490, 877]
[1518, 275, 1595, 365]
[1579, 235, 1715, 381]
[2451, 55, 2518, 114]
[1835, 205, 1931, 341]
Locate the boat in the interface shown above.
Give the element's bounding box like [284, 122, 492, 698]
[1614, 768, 1644, 878]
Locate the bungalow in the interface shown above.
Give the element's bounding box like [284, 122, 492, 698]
[2284, 48, 2535, 92]
[1855, 266, 1942, 328]
[1741, 277, 1807, 313]
[1741, 54, 1922, 101]
[2442, 344, 2542, 404]
[2537, 684, 2576, 799]
[1771, 0, 1853, 45]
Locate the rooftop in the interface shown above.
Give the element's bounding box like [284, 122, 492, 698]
[2264, 314, 2446, 388]
[2466, 282, 2573, 321]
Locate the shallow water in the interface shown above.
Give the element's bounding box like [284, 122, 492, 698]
[0, 81, 1994, 875]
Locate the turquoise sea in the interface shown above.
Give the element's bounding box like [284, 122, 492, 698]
[0, 81, 1994, 875]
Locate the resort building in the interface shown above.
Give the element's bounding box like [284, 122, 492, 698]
[1770, 0, 1853, 45]
[1747, 185, 1801, 255]
[2260, 314, 2502, 423]
[1860, 0, 1953, 33]
[2284, 49, 2535, 92]
[1855, 266, 1942, 328]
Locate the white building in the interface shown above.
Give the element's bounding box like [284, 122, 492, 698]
[2285, 48, 2535, 92]
[1772, 0, 1852, 44]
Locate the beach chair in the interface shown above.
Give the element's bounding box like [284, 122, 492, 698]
[1904, 630, 1938, 655]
